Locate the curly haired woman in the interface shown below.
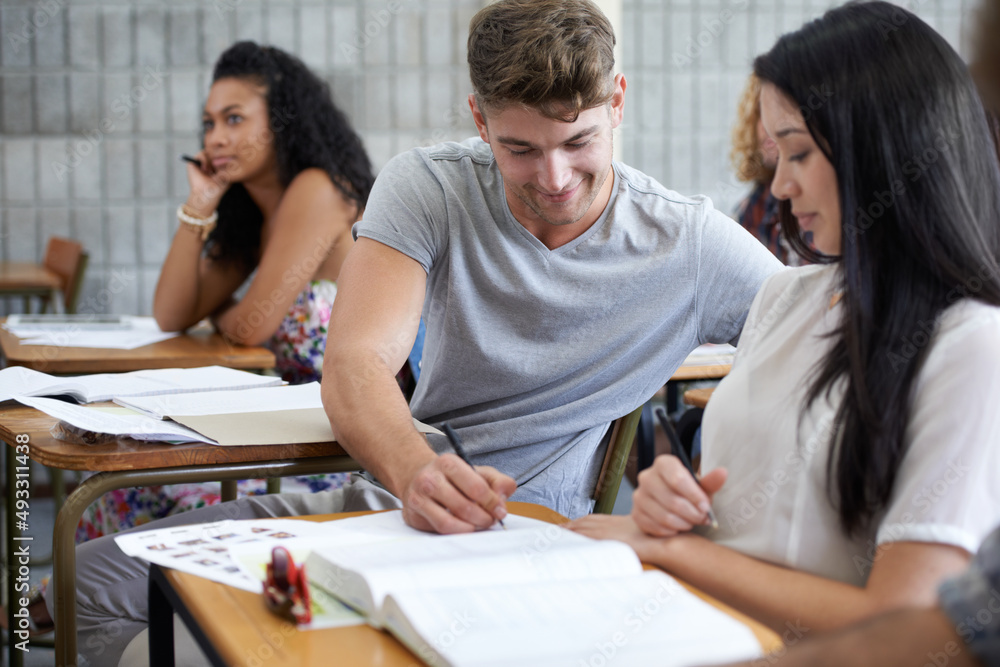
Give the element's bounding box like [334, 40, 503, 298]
[76, 41, 382, 541]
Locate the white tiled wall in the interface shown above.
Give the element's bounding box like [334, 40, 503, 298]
[621, 0, 974, 215]
[0, 0, 490, 316]
[0, 0, 977, 317]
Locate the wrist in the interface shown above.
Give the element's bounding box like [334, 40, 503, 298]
[651, 531, 704, 571]
[177, 204, 218, 241]
[382, 442, 438, 499]
[183, 197, 219, 219]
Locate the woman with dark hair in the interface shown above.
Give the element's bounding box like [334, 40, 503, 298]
[572, 1, 1000, 634]
[75, 42, 379, 541]
[156, 40, 374, 379]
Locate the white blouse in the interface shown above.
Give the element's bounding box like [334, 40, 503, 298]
[703, 264, 1000, 586]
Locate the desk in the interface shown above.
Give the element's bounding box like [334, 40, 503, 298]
[0, 321, 275, 374]
[0, 262, 63, 315]
[0, 403, 358, 666]
[148, 504, 782, 666]
[670, 361, 731, 383]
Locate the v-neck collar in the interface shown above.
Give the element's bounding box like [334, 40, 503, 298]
[497, 164, 621, 259]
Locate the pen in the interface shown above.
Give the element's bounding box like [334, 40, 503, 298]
[653, 406, 719, 530]
[441, 423, 506, 529]
[180, 154, 203, 168]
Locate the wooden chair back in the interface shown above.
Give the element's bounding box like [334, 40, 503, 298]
[43, 236, 88, 313]
[592, 404, 645, 514]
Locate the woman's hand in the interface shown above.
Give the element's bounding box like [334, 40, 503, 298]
[184, 149, 230, 217]
[632, 455, 727, 537]
[566, 514, 666, 562]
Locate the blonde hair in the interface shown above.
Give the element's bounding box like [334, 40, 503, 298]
[467, 0, 616, 121]
[729, 73, 774, 185]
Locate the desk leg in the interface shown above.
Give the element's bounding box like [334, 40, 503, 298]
[220, 481, 237, 502]
[52, 457, 359, 666]
[148, 566, 174, 667]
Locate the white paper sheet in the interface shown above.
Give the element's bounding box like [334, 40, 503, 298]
[4, 315, 178, 349]
[0, 365, 283, 404]
[679, 343, 736, 366]
[13, 395, 217, 444]
[116, 382, 324, 419]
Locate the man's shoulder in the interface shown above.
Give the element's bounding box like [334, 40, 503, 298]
[611, 161, 719, 224]
[422, 137, 495, 165]
[612, 162, 704, 206]
[389, 138, 494, 170]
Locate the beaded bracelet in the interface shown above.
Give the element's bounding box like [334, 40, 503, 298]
[176, 205, 218, 241]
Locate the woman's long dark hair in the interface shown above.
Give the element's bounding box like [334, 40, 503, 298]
[205, 41, 375, 270]
[754, 1, 1000, 536]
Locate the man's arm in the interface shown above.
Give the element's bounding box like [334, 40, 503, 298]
[709, 607, 978, 667]
[321, 238, 515, 533]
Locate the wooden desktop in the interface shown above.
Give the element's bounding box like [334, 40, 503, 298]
[148, 505, 782, 667]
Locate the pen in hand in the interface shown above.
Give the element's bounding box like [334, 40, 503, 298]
[654, 407, 719, 530]
[441, 423, 506, 530]
[180, 154, 203, 168]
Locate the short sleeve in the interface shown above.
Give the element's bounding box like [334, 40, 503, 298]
[876, 303, 1000, 554]
[353, 148, 449, 273]
[694, 203, 783, 346]
[938, 525, 1000, 662]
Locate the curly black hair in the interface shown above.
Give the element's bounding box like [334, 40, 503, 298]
[204, 41, 375, 270]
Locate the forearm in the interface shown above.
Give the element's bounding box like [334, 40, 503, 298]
[712, 607, 975, 667]
[322, 347, 434, 498]
[648, 535, 892, 634]
[153, 226, 211, 331]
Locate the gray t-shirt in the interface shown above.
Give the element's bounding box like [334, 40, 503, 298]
[356, 138, 781, 517]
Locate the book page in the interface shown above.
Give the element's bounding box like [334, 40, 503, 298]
[0, 364, 281, 404]
[383, 571, 761, 667]
[308, 525, 642, 621]
[14, 396, 217, 444]
[0, 367, 85, 403]
[116, 382, 323, 419]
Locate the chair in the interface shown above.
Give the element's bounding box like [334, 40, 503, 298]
[40, 236, 89, 313]
[36, 237, 89, 524]
[591, 404, 644, 514]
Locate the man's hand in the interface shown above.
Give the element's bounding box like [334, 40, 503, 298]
[400, 454, 517, 534]
[633, 454, 727, 536]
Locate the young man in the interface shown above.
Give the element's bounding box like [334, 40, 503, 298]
[321, 0, 781, 533]
[59, 1, 780, 663]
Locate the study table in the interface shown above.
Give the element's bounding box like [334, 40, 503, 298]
[0, 319, 276, 374]
[147, 504, 782, 667]
[0, 263, 63, 315]
[0, 402, 359, 667]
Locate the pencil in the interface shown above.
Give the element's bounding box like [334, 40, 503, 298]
[441, 423, 506, 529]
[653, 407, 718, 530]
[180, 154, 203, 168]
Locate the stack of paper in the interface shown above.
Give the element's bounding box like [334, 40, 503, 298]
[679, 343, 736, 367]
[0, 365, 283, 403]
[3, 314, 178, 349]
[14, 381, 439, 447]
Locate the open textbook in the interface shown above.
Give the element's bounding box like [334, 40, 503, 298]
[305, 514, 762, 667]
[16, 382, 441, 446]
[114, 509, 760, 665]
[0, 365, 282, 404]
